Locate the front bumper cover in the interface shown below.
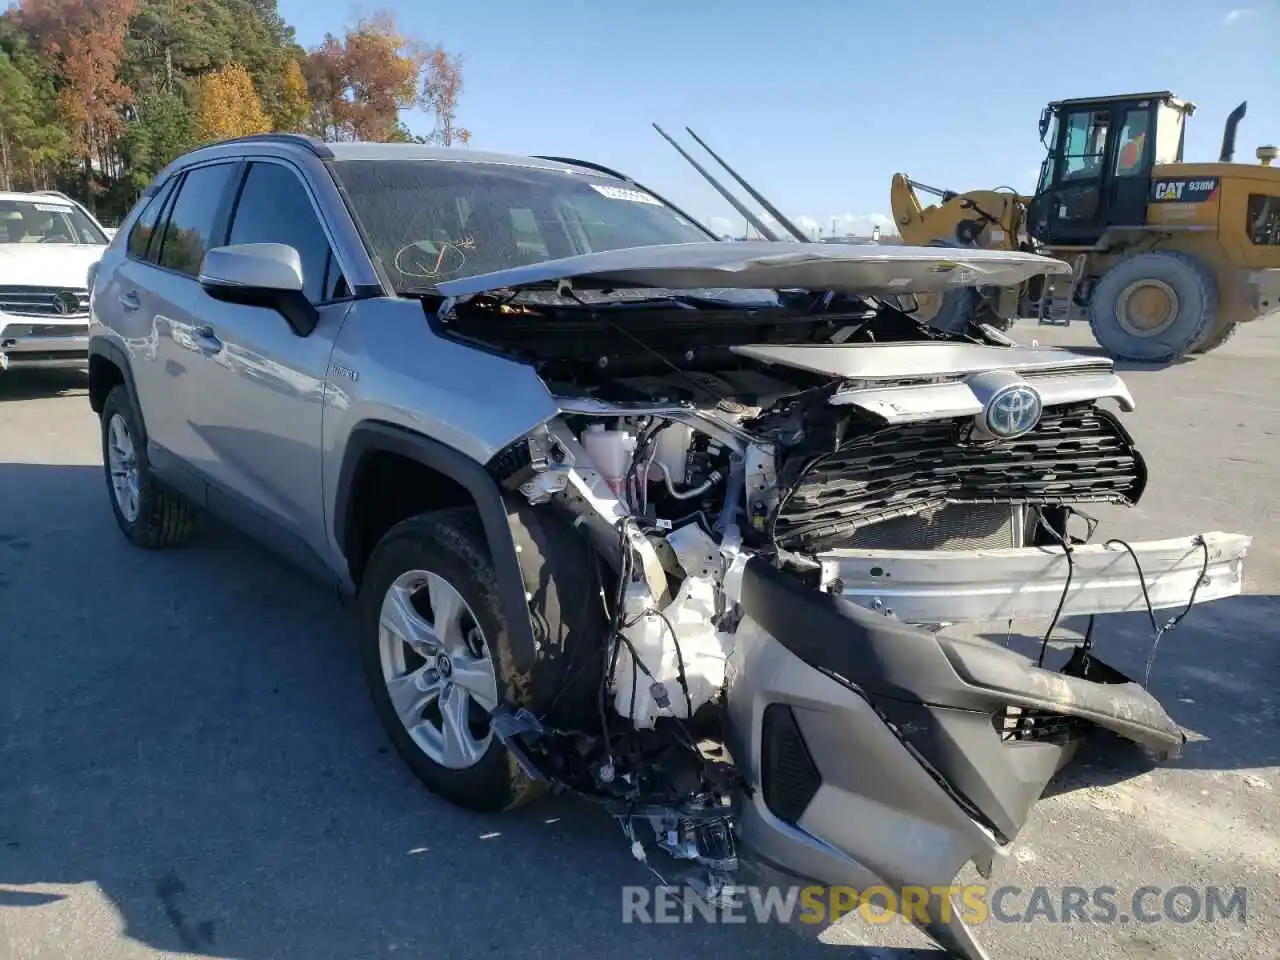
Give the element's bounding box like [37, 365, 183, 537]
[0, 320, 89, 371]
[726, 555, 1199, 960]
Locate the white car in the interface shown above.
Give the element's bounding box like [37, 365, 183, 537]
[0, 190, 111, 373]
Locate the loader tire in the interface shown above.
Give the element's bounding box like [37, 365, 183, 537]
[1088, 251, 1217, 363]
[1190, 314, 1240, 354]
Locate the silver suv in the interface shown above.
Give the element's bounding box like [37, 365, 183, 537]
[88, 134, 1250, 960]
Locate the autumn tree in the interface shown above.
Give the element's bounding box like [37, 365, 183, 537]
[272, 56, 311, 131]
[304, 11, 427, 142]
[419, 45, 470, 147]
[18, 0, 137, 208]
[192, 63, 271, 144]
[0, 0, 468, 218]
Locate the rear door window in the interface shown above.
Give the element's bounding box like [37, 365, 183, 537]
[156, 162, 238, 276]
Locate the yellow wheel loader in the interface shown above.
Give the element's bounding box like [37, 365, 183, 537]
[891, 92, 1280, 361]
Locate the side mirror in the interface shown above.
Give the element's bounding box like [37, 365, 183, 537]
[198, 243, 317, 336]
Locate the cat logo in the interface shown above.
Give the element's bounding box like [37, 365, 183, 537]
[1151, 177, 1219, 203]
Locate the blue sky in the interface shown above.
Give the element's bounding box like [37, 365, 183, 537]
[277, 0, 1278, 237]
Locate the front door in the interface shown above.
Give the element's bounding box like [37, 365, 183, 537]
[1044, 107, 1113, 245]
[1039, 102, 1156, 247]
[178, 158, 355, 571]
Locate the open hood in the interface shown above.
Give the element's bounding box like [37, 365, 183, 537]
[434, 241, 1072, 299]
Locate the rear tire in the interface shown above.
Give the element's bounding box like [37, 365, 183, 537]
[100, 385, 198, 548]
[1088, 251, 1218, 363]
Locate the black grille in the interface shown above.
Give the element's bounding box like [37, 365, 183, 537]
[0, 286, 90, 318]
[774, 404, 1146, 551]
[761, 704, 822, 824]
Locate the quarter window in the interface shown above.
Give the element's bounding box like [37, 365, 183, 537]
[127, 180, 176, 261]
[157, 163, 237, 276]
[226, 162, 347, 303]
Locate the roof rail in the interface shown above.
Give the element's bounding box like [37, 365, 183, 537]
[532, 154, 720, 241]
[533, 155, 630, 181]
[194, 132, 335, 159]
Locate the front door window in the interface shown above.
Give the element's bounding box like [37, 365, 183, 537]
[1061, 110, 1110, 181]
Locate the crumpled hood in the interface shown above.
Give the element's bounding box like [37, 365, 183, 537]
[0, 244, 104, 289]
[434, 241, 1072, 299]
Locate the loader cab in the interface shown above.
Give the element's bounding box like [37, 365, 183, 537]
[1027, 92, 1195, 247]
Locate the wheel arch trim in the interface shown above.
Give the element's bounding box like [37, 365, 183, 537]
[88, 339, 145, 439]
[333, 420, 539, 673]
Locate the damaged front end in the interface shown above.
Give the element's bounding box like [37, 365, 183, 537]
[432, 243, 1250, 960]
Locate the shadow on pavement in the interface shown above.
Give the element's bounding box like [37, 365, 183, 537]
[0, 462, 942, 959]
[984, 592, 1279, 795]
[0, 369, 89, 403]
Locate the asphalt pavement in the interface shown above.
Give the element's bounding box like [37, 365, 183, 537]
[1, 321, 1277, 960]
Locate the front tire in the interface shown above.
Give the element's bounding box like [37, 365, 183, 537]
[358, 507, 606, 813]
[100, 385, 198, 548]
[1088, 251, 1218, 363]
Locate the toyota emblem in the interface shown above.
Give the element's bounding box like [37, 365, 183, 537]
[982, 384, 1043, 439]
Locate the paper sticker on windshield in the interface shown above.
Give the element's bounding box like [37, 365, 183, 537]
[33, 203, 69, 212]
[590, 184, 662, 205]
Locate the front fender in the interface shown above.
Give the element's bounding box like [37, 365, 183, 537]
[332, 421, 545, 675]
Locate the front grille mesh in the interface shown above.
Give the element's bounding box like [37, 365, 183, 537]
[0, 286, 90, 318]
[774, 404, 1146, 551]
[841, 503, 1019, 551]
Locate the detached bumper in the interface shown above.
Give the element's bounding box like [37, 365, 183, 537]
[727, 556, 1196, 960]
[819, 531, 1250, 625]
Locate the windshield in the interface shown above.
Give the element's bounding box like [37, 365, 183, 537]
[0, 199, 108, 245]
[331, 159, 712, 292]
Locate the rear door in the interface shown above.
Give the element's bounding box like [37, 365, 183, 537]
[176, 157, 356, 572]
[141, 160, 243, 492]
[95, 164, 239, 498]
